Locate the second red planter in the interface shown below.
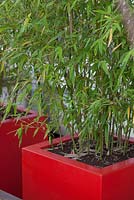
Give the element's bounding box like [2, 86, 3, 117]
[0, 106, 47, 198]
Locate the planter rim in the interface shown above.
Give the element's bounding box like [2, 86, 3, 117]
[22, 135, 134, 176]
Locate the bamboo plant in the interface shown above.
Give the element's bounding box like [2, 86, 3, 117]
[0, 0, 134, 159]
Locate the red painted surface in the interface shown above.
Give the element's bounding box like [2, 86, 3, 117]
[22, 136, 134, 200]
[0, 106, 47, 198]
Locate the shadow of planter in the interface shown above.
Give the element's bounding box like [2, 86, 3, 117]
[22, 136, 134, 200]
[0, 106, 47, 198]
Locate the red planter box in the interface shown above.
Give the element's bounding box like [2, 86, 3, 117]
[0, 106, 47, 198]
[22, 136, 134, 200]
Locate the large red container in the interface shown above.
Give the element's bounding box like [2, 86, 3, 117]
[22, 136, 134, 200]
[0, 106, 47, 198]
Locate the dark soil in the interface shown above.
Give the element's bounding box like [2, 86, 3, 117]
[0, 106, 25, 121]
[48, 139, 134, 168]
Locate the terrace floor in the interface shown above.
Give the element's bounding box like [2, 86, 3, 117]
[0, 190, 21, 200]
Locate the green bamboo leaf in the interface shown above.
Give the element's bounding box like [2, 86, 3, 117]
[16, 127, 23, 147]
[120, 49, 134, 66]
[3, 102, 12, 121]
[71, 0, 79, 10]
[99, 61, 110, 76]
[18, 13, 31, 37]
[0, 0, 8, 7]
[55, 46, 63, 62]
[46, 1, 56, 8]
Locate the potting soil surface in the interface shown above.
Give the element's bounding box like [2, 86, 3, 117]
[49, 138, 134, 168]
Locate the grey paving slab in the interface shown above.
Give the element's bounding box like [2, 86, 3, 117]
[0, 190, 21, 200]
